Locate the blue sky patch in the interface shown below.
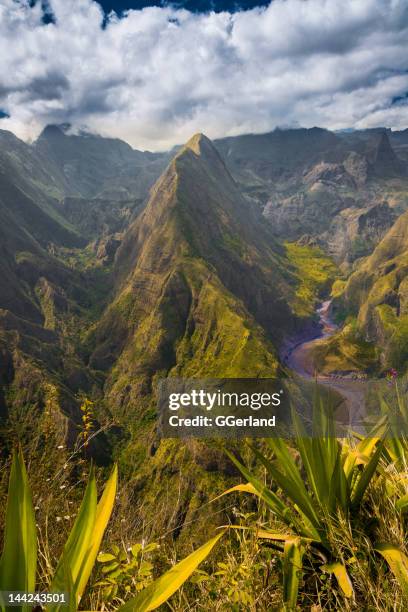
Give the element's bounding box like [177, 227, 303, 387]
[97, 1, 269, 13]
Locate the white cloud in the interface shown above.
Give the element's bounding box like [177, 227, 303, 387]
[0, 0, 407, 150]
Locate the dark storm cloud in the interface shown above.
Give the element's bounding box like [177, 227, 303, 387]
[25, 73, 69, 101]
[0, 70, 68, 104]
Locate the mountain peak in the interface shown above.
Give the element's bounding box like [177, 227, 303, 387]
[175, 132, 231, 184]
[182, 132, 214, 156]
[369, 131, 405, 178]
[375, 131, 396, 162]
[38, 123, 71, 140]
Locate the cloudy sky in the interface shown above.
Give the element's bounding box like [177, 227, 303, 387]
[0, 0, 407, 150]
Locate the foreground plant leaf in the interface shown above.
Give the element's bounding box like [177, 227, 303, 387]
[282, 537, 304, 610]
[396, 493, 408, 513]
[213, 482, 259, 498]
[255, 529, 313, 544]
[223, 524, 314, 545]
[0, 449, 37, 612]
[350, 439, 384, 510]
[76, 464, 118, 600]
[321, 561, 353, 598]
[375, 543, 408, 596]
[250, 444, 320, 532]
[49, 470, 98, 609]
[224, 449, 315, 539]
[117, 532, 225, 611]
[48, 465, 118, 611]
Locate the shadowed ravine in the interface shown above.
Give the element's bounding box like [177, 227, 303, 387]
[284, 300, 367, 426]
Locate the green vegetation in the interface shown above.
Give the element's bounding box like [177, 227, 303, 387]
[331, 279, 347, 298]
[173, 261, 280, 378]
[220, 230, 246, 257]
[95, 542, 160, 600]
[0, 451, 223, 612]
[2, 390, 408, 610]
[0, 449, 117, 611]
[375, 305, 408, 369]
[310, 317, 379, 375]
[323, 210, 408, 373]
[285, 242, 338, 316]
[221, 395, 408, 609]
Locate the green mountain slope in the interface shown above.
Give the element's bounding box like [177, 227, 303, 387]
[0, 129, 80, 233]
[0, 129, 329, 499]
[34, 124, 169, 201]
[91, 133, 304, 417]
[331, 210, 408, 371]
[0, 133, 84, 325]
[0, 131, 113, 457]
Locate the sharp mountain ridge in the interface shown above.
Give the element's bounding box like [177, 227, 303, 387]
[89, 133, 305, 422]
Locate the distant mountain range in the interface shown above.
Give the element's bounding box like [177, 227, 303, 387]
[216, 127, 408, 265]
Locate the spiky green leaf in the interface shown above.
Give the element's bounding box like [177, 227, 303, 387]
[0, 449, 37, 612]
[117, 532, 224, 611]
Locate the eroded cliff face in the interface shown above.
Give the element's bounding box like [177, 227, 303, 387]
[332, 210, 408, 370]
[221, 129, 408, 266]
[325, 202, 397, 267]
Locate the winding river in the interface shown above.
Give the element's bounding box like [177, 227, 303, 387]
[283, 300, 367, 424]
[285, 300, 337, 378]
